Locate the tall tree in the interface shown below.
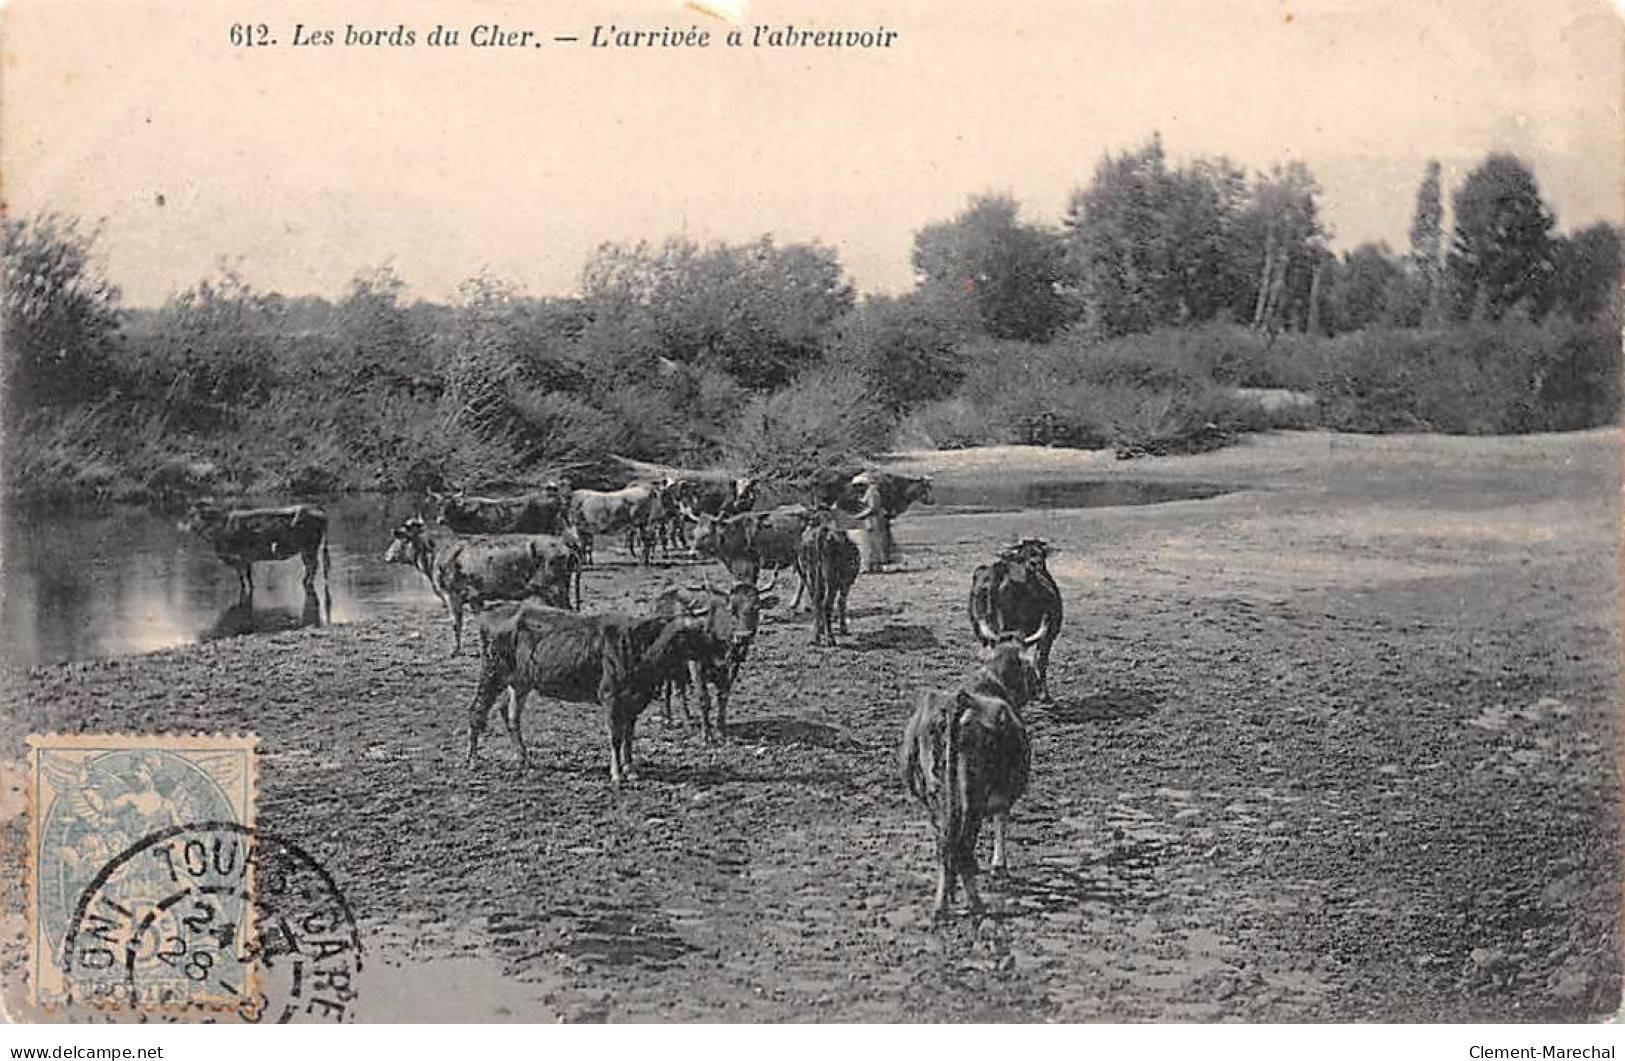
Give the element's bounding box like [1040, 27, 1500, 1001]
[913, 193, 1069, 342]
[1407, 160, 1445, 324]
[1243, 162, 1328, 332]
[1446, 153, 1555, 321]
[1548, 222, 1622, 323]
[2, 214, 122, 413]
[1326, 243, 1404, 332]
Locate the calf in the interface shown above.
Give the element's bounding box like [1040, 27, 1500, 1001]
[899, 624, 1047, 921]
[468, 602, 712, 783]
[182, 501, 331, 598]
[798, 511, 861, 647]
[651, 572, 776, 740]
[968, 537, 1064, 699]
[383, 518, 580, 654]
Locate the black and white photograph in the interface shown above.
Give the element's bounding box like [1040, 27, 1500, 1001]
[1, 0, 1620, 1032]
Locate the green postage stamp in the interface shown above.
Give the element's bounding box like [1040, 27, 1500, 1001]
[27, 733, 258, 1011]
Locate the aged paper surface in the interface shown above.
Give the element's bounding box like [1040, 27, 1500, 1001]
[1, 0, 1620, 1027]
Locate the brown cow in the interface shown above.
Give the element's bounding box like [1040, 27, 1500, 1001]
[798, 511, 861, 647]
[569, 482, 668, 566]
[384, 518, 581, 654]
[431, 487, 571, 536]
[651, 572, 777, 740]
[182, 501, 331, 598]
[467, 602, 714, 783]
[968, 537, 1064, 700]
[900, 624, 1047, 921]
[687, 505, 812, 608]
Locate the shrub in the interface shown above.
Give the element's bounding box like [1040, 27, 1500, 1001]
[724, 367, 893, 480]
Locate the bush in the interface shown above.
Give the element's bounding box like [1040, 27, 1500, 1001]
[1312, 320, 1619, 434]
[724, 367, 894, 480]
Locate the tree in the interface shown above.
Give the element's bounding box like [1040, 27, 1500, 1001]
[143, 266, 282, 414]
[822, 289, 977, 412]
[1325, 243, 1403, 332]
[1548, 222, 1621, 323]
[913, 194, 1069, 342]
[1242, 162, 1328, 332]
[3, 214, 122, 414]
[1446, 153, 1555, 321]
[1407, 160, 1445, 324]
[579, 236, 853, 391]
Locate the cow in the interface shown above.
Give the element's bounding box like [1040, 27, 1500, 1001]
[383, 518, 581, 655]
[968, 537, 1064, 700]
[651, 571, 777, 740]
[689, 504, 810, 576]
[182, 501, 331, 599]
[431, 487, 571, 536]
[569, 482, 668, 566]
[467, 601, 714, 784]
[798, 511, 861, 647]
[664, 475, 757, 551]
[899, 624, 1047, 921]
[858, 471, 935, 518]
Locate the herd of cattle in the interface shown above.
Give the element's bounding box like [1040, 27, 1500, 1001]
[181, 467, 1066, 920]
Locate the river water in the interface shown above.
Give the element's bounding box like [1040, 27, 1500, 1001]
[1, 478, 1230, 667]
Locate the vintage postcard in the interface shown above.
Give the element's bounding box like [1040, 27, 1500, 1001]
[1, 0, 1620, 1032]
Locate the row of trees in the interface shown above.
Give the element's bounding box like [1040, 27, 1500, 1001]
[4, 140, 1620, 498]
[910, 140, 1620, 346]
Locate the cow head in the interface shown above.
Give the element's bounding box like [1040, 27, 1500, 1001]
[688, 513, 719, 559]
[683, 570, 778, 662]
[383, 517, 431, 566]
[982, 619, 1049, 707]
[999, 537, 1054, 572]
[908, 475, 935, 507]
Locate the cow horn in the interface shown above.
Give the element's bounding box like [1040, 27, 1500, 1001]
[1025, 614, 1051, 646]
[972, 612, 999, 645]
[755, 569, 779, 594]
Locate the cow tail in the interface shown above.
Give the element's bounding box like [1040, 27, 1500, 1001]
[322, 521, 332, 587]
[573, 553, 583, 610]
[941, 692, 967, 881]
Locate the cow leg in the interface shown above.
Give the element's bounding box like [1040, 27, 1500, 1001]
[838, 586, 851, 635]
[503, 687, 531, 772]
[713, 663, 736, 741]
[450, 599, 465, 657]
[302, 546, 319, 590]
[991, 813, 1011, 881]
[1038, 637, 1055, 700]
[621, 711, 641, 780]
[607, 709, 626, 786]
[466, 663, 508, 768]
[932, 839, 955, 923]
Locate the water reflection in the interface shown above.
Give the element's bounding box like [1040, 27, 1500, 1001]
[199, 587, 330, 642]
[1, 495, 440, 667]
[924, 477, 1233, 514]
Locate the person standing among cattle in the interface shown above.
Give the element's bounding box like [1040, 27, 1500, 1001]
[851, 473, 891, 573]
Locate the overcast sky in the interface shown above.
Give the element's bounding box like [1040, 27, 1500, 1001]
[4, 0, 1621, 306]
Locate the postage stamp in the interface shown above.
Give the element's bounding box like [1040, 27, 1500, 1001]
[27, 734, 257, 1011]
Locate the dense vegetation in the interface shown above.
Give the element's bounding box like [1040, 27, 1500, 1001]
[5, 143, 1619, 505]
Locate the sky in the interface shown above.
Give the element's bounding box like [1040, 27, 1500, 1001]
[4, 0, 1621, 306]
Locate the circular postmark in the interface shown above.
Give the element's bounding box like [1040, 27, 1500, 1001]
[61, 821, 363, 1023]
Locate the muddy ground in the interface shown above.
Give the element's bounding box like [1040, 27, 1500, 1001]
[3, 430, 1619, 1022]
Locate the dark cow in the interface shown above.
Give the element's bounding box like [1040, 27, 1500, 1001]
[664, 474, 757, 551]
[467, 602, 713, 783]
[570, 482, 668, 566]
[651, 572, 777, 740]
[968, 537, 1064, 699]
[182, 501, 331, 598]
[900, 626, 1046, 921]
[384, 518, 581, 654]
[857, 471, 935, 518]
[431, 487, 571, 536]
[797, 511, 861, 647]
[689, 504, 810, 577]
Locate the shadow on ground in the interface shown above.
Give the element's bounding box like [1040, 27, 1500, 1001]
[1039, 686, 1160, 725]
[848, 623, 940, 652]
